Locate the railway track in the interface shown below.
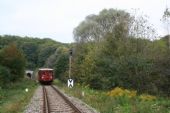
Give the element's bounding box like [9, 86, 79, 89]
[42, 85, 82, 113]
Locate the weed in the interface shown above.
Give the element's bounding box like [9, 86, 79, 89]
[54, 79, 170, 113]
[0, 79, 37, 113]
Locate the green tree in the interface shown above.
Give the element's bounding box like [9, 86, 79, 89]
[38, 46, 57, 67]
[54, 47, 69, 81]
[0, 65, 10, 88]
[73, 9, 130, 43]
[162, 8, 170, 48]
[72, 8, 169, 96]
[0, 43, 26, 82]
[21, 42, 38, 69]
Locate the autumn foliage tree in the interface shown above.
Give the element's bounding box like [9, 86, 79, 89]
[0, 43, 26, 84]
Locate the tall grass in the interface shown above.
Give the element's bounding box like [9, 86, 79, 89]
[54, 79, 170, 113]
[0, 79, 37, 113]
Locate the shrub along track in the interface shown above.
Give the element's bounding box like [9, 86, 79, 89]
[42, 85, 82, 113]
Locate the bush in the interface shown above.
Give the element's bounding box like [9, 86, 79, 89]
[107, 87, 137, 98]
[139, 94, 156, 101]
[0, 65, 10, 88]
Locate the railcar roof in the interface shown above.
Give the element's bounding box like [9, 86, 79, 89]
[39, 68, 53, 71]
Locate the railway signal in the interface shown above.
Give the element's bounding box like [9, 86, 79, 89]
[68, 48, 73, 88]
[69, 48, 73, 56]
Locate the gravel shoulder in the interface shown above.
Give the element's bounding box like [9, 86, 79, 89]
[24, 86, 43, 113]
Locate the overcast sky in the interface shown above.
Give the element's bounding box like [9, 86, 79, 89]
[0, 0, 169, 43]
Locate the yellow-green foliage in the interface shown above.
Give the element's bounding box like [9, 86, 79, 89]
[108, 87, 157, 101]
[107, 87, 137, 98]
[54, 80, 169, 113]
[139, 94, 156, 101]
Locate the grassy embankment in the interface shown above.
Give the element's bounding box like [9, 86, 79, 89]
[54, 79, 170, 113]
[0, 79, 37, 113]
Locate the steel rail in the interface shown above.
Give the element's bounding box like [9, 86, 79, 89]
[42, 86, 50, 113]
[51, 85, 82, 113]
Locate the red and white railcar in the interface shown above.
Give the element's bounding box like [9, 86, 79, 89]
[38, 68, 54, 84]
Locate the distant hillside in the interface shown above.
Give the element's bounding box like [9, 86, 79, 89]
[0, 35, 70, 69]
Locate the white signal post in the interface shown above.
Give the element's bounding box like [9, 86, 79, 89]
[68, 49, 74, 88]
